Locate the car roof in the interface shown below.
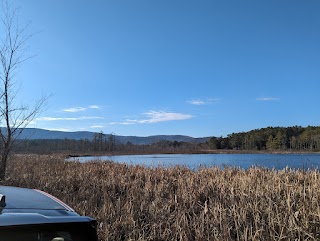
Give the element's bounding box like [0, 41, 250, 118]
[0, 186, 74, 211]
[0, 186, 95, 227]
[0, 186, 73, 211]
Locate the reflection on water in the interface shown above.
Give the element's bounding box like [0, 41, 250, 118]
[68, 153, 320, 170]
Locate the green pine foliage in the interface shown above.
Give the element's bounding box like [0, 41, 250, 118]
[209, 126, 320, 151]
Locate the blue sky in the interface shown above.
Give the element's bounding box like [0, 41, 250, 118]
[6, 0, 320, 137]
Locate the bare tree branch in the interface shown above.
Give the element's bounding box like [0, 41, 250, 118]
[0, 0, 47, 180]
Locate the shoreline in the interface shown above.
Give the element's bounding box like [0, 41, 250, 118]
[66, 149, 320, 158]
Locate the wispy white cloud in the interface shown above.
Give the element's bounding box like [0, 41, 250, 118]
[109, 121, 135, 125]
[256, 97, 280, 101]
[187, 100, 206, 105]
[63, 107, 87, 113]
[143, 111, 193, 123]
[37, 116, 104, 121]
[62, 105, 101, 112]
[49, 128, 72, 132]
[111, 110, 193, 125]
[187, 98, 220, 105]
[90, 125, 104, 128]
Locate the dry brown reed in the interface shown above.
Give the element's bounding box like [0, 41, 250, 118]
[4, 154, 320, 241]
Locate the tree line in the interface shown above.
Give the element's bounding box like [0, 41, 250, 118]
[208, 126, 320, 151]
[13, 132, 203, 155]
[11, 126, 320, 154]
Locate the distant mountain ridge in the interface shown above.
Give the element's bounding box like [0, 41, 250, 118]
[16, 128, 210, 145]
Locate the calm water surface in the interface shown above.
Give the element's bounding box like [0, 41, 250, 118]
[69, 153, 320, 170]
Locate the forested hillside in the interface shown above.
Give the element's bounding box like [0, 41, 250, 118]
[208, 126, 320, 151]
[13, 126, 320, 154]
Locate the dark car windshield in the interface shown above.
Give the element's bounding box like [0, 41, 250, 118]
[0, 222, 97, 241]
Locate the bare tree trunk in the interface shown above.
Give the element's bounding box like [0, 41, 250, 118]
[0, 1, 46, 180]
[0, 145, 9, 180]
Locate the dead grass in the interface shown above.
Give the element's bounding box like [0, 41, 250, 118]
[4, 154, 320, 240]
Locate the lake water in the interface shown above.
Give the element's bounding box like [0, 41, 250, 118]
[68, 153, 320, 170]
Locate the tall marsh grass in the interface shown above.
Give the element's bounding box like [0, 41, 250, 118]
[4, 154, 320, 240]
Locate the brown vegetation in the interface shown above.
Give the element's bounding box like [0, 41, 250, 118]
[4, 154, 320, 240]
